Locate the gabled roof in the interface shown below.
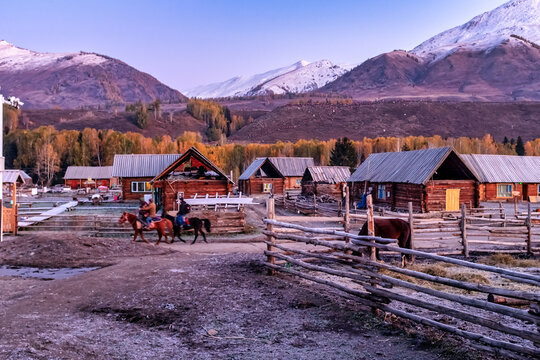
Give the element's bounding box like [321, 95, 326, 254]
[267, 157, 315, 177]
[347, 147, 477, 185]
[64, 166, 113, 180]
[112, 154, 181, 178]
[303, 166, 351, 184]
[461, 154, 540, 183]
[3, 170, 30, 184]
[238, 158, 283, 180]
[152, 147, 234, 184]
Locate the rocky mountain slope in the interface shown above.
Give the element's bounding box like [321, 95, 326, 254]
[321, 0, 540, 101]
[0, 41, 186, 108]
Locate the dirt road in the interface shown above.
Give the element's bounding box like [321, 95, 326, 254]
[0, 235, 490, 360]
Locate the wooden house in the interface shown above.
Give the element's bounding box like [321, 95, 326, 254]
[64, 166, 117, 189]
[238, 158, 285, 195]
[347, 147, 479, 212]
[112, 154, 181, 200]
[152, 147, 234, 212]
[267, 157, 315, 191]
[461, 154, 540, 202]
[301, 166, 351, 199]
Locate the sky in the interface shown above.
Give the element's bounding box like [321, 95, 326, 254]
[0, 0, 508, 91]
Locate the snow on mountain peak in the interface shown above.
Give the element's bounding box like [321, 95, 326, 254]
[412, 0, 540, 60]
[0, 41, 107, 71]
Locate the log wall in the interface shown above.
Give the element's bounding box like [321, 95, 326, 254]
[285, 176, 302, 190]
[425, 180, 477, 212]
[155, 179, 233, 211]
[239, 177, 284, 195]
[302, 182, 344, 199]
[189, 210, 245, 233]
[121, 177, 153, 200]
[482, 183, 539, 201]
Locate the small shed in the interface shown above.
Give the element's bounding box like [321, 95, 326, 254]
[152, 147, 234, 212]
[461, 154, 540, 202]
[347, 147, 479, 212]
[64, 166, 117, 189]
[301, 166, 351, 199]
[238, 158, 285, 195]
[267, 157, 315, 191]
[112, 154, 181, 200]
[2, 170, 31, 234]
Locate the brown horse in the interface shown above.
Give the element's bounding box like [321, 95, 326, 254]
[163, 213, 211, 244]
[359, 218, 412, 266]
[118, 212, 173, 245]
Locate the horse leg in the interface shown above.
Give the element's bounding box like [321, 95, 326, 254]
[133, 230, 138, 243]
[191, 228, 198, 245]
[140, 231, 150, 244]
[156, 230, 162, 246]
[177, 227, 186, 243]
[201, 228, 207, 243]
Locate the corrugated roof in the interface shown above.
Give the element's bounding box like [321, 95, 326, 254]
[304, 166, 351, 184]
[112, 154, 181, 177]
[461, 154, 540, 183]
[238, 158, 266, 180]
[348, 147, 457, 185]
[3, 170, 25, 184]
[64, 166, 113, 180]
[268, 157, 315, 177]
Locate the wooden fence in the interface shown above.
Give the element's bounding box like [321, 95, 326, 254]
[263, 196, 540, 359]
[276, 189, 540, 256]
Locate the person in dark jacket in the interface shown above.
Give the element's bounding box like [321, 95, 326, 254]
[175, 198, 191, 226]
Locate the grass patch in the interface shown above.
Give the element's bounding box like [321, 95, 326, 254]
[448, 272, 490, 285]
[479, 254, 540, 268]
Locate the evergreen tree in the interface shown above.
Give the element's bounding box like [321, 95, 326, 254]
[503, 136, 509, 145]
[401, 143, 411, 151]
[516, 136, 525, 156]
[330, 137, 358, 171]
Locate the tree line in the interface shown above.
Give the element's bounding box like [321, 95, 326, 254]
[4, 125, 540, 186]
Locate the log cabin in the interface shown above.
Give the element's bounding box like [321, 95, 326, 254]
[461, 154, 540, 202]
[238, 158, 285, 195]
[268, 157, 315, 191]
[347, 147, 480, 212]
[112, 154, 181, 200]
[64, 166, 117, 189]
[301, 166, 351, 200]
[151, 147, 234, 212]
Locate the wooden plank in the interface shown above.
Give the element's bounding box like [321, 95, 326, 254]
[18, 201, 78, 227]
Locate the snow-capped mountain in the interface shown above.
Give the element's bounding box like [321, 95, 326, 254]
[247, 60, 348, 96]
[412, 0, 540, 61]
[0, 40, 186, 108]
[184, 60, 348, 98]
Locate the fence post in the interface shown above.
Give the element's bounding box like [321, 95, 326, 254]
[266, 198, 276, 275]
[13, 204, 18, 236]
[408, 202, 415, 263]
[344, 186, 350, 238]
[527, 202, 532, 255]
[498, 201, 503, 219]
[313, 195, 317, 215]
[367, 194, 376, 261]
[461, 204, 469, 258]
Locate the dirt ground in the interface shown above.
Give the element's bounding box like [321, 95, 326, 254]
[0, 233, 505, 360]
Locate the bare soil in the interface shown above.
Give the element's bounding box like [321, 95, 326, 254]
[0, 234, 495, 360]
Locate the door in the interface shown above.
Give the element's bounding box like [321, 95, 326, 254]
[445, 189, 460, 211]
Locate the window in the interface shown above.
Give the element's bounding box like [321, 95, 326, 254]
[263, 183, 273, 193]
[296, 179, 302, 186]
[131, 181, 151, 193]
[377, 185, 386, 199]
[538, 184, 540, 196]
[497, 184, 512, 198]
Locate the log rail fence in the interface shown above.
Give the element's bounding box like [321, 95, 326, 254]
[263, 194, 540, 359]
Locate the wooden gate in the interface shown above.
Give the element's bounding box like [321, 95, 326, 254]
[445, 189, 460, 211]
[2, 206, 17, 234]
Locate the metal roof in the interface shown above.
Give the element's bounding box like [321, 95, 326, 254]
[347, 147, 462, 185]
[461, 154, 540, 183]
[238, 158, 266, 180]
[3, 170, 26, 184]
[64, 166, 113, 180]
[304, 166, 351, 184]
[267, 157, 315, 177]
[112, 154, 181, 178]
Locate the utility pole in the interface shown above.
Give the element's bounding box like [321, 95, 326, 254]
[0, 91, 24, 241]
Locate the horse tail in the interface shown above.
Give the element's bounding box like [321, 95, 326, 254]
[203, 219, 211, 233]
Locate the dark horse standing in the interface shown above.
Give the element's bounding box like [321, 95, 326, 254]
[163, 213, 211, 244]
[359, 218, 412, 267]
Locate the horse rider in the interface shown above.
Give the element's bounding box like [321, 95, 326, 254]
[140, 199, 157, 229]
[175, 197, 191, 226]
